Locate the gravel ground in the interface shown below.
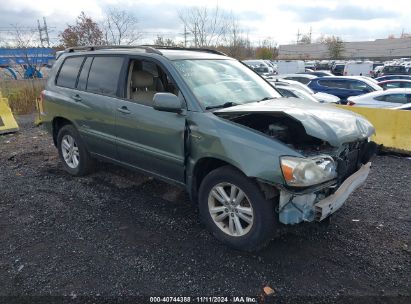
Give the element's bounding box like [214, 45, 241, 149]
[0, 115, 410, 303]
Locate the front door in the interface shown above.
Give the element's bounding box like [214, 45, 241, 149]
[114, 58, 186, 183]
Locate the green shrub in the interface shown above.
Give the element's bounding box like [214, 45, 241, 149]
[0, 79, 45, 114]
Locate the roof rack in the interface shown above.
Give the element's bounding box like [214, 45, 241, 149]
[64, 45, 162, 55]
[142, 45, 227, 56]
[61, 45, 227, 57]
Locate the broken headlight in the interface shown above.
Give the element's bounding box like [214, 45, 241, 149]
[280, 155, 337, 187]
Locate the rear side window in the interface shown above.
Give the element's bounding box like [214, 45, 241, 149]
[86, 56, 124, 96]
[77, 57, 93, 91]
[383, 66, 406, 73]
[56, 56, 84, 88]
[375, 94, 409, 104]
[318, 79, 348, 89]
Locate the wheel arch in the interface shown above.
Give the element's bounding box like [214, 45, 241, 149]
[189, 157, 245, 204]
[52, 117, 74, 146]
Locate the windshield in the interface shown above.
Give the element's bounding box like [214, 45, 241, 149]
[362, 78, 383, 91]
[172, 59, 281, 109]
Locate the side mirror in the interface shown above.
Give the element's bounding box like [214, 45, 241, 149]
[153, 93, 182, 113]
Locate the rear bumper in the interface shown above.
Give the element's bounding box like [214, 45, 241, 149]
[314, 162, 371, 221]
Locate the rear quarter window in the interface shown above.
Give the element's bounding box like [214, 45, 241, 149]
[86, 56, 124, 96]
[56, 56, 84, 88]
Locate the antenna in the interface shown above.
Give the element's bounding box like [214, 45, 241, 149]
[37, 17, 50, 47]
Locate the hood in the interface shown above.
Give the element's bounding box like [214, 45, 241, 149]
[313, 92, 340, 104]
[215, 98, 375, 147]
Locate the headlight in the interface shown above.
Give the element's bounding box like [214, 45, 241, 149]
[280, 155, 337, 187]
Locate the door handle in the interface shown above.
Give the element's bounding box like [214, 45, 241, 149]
[72, 94, 82, 102]
[117, 106, 131, 114]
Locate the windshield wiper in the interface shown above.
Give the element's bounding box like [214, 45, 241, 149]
[205, 102, 238, 110]
[258, 97, 277, 102]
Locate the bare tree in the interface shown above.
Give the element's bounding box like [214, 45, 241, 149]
[6, 25, 45, 79]
[102, 8, 141, 45]
[178, 5, 228, 47]
[299, 34, 311, 44]
[153, 35, 181, 47]
[221, 15, 252, 59]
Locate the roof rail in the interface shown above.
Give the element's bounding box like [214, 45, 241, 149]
[142, 45, 227, 56]
[64, 45, 162, 55]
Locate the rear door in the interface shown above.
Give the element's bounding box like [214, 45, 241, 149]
[114, 57, 186, 183]
[72, 55, 126, 159]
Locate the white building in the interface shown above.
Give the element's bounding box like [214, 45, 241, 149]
[278, 37, 411, 60]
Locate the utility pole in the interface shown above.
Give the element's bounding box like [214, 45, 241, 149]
[194, 23, 198, 47]
[309, 27, 312, 43]
[37, 17, 50, 47]
[296, 29, 300, 44]
[184, 26, 187, 47]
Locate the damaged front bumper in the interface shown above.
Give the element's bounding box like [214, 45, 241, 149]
[278, 162, 371, 224]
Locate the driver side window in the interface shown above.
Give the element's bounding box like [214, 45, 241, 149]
[126, 59, 181, 107]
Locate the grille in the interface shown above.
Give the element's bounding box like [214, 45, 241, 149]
[336, 141, 366, 182]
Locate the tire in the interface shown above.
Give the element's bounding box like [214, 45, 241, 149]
[198, 166, 277, 252]
[57, 124, 94, 176]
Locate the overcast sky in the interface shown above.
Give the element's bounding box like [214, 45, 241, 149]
[1, 0, 410, 46]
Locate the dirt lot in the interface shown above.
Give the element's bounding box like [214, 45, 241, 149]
[0, 115, 410, 303]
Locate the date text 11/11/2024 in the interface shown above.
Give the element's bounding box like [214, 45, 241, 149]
[149, 296, 258, 303]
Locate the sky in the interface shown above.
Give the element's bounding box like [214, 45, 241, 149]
[0, 0, 410, 46]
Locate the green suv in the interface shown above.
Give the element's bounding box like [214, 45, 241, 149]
[41, 46, 376, 251]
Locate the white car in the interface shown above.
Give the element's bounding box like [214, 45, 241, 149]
[270, 73, 317, 85]
[274, 85, 319, 103]
[243, 60, 275, 74]
[269, 79, 340, 103]
[347, 88, 411, 108]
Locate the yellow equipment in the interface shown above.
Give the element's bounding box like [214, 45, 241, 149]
[337, 105, 411, 154]
[0, 91, 19, 135]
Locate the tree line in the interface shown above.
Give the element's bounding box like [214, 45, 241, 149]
[1, 6, 347, 60]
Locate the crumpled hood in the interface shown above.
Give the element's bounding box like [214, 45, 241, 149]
[215, 98, 375, 147]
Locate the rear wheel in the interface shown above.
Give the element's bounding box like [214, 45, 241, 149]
[57, 124, 94, 176]
[198, 166, 277, 251]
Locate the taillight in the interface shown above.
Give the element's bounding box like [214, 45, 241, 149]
[347, 100, 356, 106]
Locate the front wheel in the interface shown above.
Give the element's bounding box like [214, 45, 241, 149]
[198, 166, 277, 252]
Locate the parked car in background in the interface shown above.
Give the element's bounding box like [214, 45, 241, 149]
[372, 65, 384, 78]
[343, 61, 373, 76]
[308, 76, 382, 103]
[347, 88, 411, 108]
[331, 63, 345, 76]
[274, 73, 317, 85]
[380, 65, 407, 76]
[378, 80, 411, 90]
[300, 71, 334, 77]
[316, 60, 331, 70]
[250, 65, 275, 78]
[276, 60, 305, 74]
[375, 75, 411, 82]
[243, 60, 275, 75]
[270, 79, 340, 103]
[304, 61, 316, 70]
[274, 85, 320, 103]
